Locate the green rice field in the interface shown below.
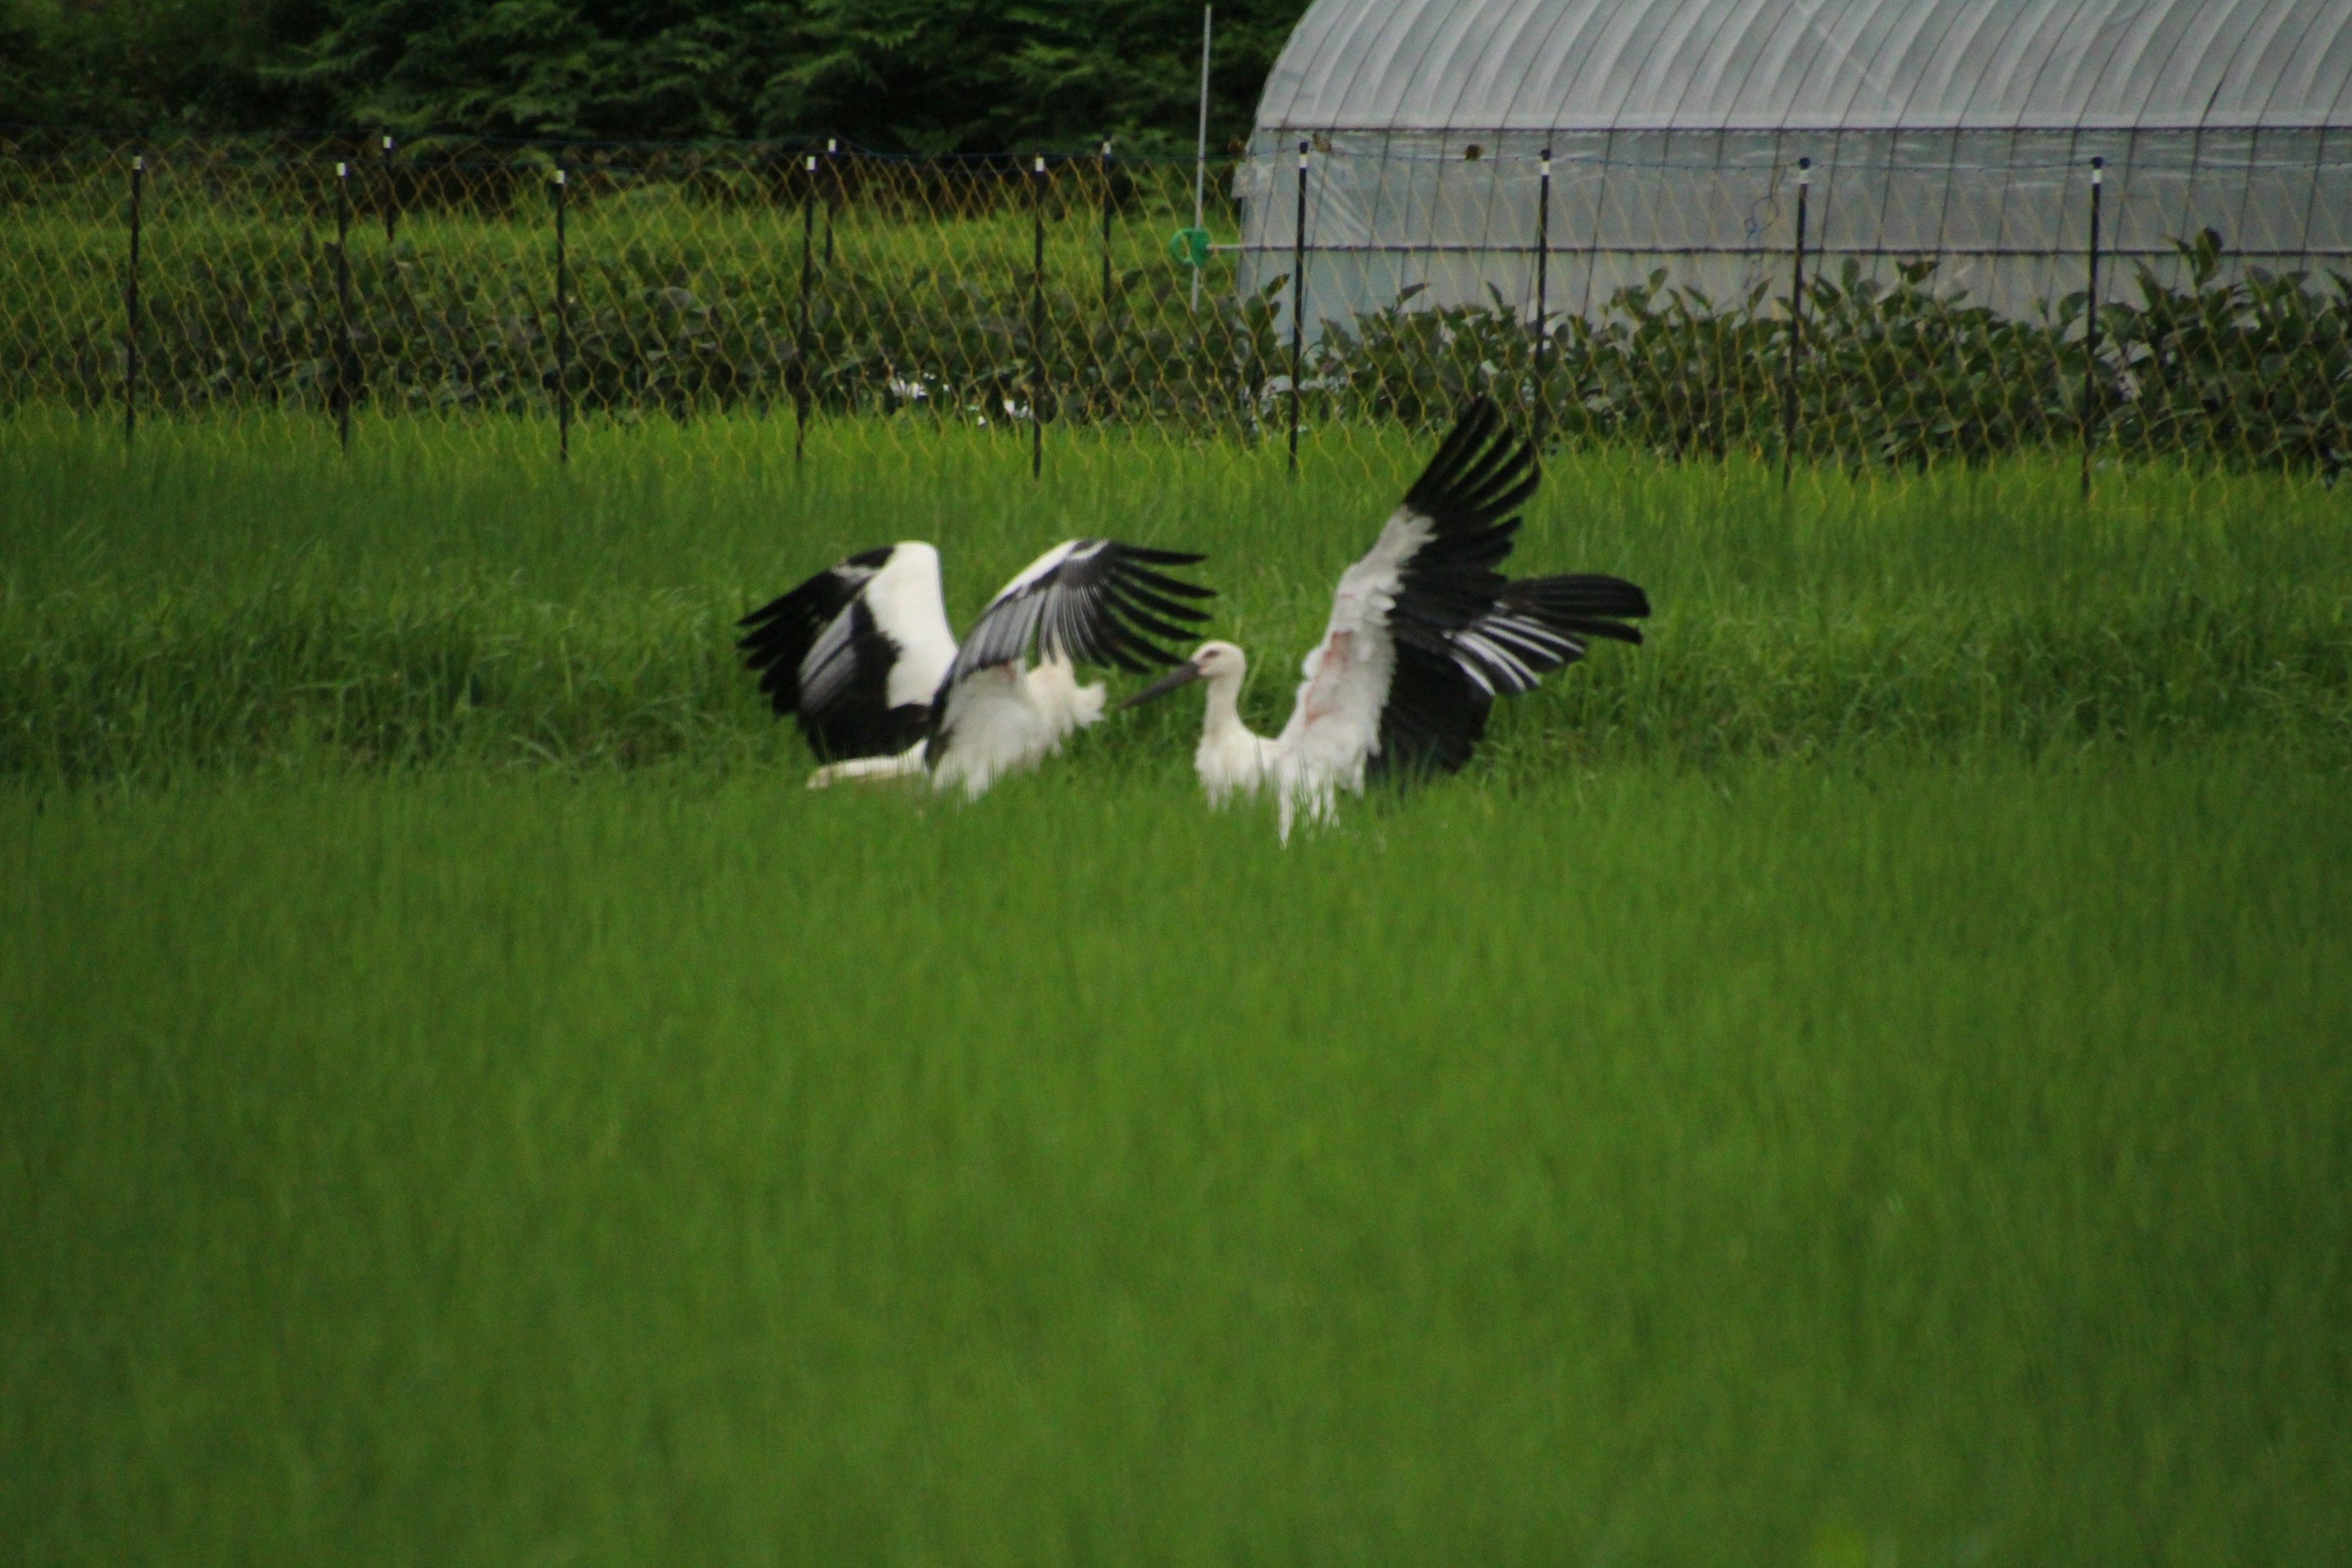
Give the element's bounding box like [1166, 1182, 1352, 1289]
[4, 412, 2350, 1564]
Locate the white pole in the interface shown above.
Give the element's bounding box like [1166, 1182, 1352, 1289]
[1192, 6, 1213, 311]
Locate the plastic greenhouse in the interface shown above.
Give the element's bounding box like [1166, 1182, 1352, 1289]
[1233, 0, 2352, 335]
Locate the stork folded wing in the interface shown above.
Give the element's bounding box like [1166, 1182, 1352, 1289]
[735, 545, 895, 717]
[736, 542, 957, 760]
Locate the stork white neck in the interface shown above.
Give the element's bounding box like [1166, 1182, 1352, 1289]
[1200, 658, 1252, 741]
[1169, 641, 1279, 808]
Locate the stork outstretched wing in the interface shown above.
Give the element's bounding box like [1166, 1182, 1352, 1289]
[1281, 399, 1539, 772]
[1378, 571, 1652, 775]
[1276, 400, 1654, 780]
[944, 538, 1215, 683]
[736, 542, 958, 759]
[1447, 573, 1649, 695]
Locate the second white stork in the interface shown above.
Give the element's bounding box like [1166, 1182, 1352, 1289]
[738, 537, 1214, 798]
[1123, 399, 1649, 837]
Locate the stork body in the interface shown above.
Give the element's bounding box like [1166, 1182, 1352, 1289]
[740, 538, 1212, 798]
[915, 649, 1108, 798]
[1127, 401, 1649, 837]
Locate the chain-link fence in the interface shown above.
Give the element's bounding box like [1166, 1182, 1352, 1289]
[5, 126, 2350, 477]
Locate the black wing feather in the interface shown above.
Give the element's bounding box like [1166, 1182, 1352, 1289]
[944, 541, 1212, 683]
[925, 540, 1214, 763]
[1399, 398, 1542, 538]
[1385, 401, 1541, 655]
[736, 546, 891, 712]
[1370, 649, 1493, 782]
[1439, 573, 1651, 699]
[1371, 403, 1649, 775]
[1370, 403, 1534, 777]
[736, 545, 930, 760]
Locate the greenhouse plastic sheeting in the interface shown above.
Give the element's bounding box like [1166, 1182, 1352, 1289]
[1235, 0, 2352, 333]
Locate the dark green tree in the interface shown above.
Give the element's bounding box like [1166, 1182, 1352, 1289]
[1, 0, 1309, 150]
[2, 0, 328, 129]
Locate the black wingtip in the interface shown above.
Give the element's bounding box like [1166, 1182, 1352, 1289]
[1401, 399, 1540, 534]
[736, 595, 791, 633]
[1502, 573, 1652, 623]
[941, 537, 1217, 688]
[1491, 574, 1651, 655]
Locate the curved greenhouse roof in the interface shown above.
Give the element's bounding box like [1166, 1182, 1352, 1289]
[1255, 0, 2352, 133]
[1235, 0, 2352, 335]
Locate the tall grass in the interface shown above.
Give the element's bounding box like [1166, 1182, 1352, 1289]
[6, 411, 2350, 781]
[4, 759, 2347, 1565]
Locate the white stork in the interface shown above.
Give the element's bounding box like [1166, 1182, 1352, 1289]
[1123, 399, 1649, 837]
[738, 538, 1214, 797]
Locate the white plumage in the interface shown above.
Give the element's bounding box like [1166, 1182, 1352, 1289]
[1126, 399, 1649, 837]
[1178, 642, 1282, 806]
[917, 649, 1106, 799]
[739, 537, 1212, 798]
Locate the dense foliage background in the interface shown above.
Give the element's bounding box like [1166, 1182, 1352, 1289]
[0, 0, 1309, 151]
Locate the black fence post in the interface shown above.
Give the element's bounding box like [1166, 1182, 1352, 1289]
[554, 161, 571, 464]
[823, 138, 838, 268]
[1096, 140, 1115, 427]
[1099, 140, 1115, 312]
[1533, 146, 1553, 447]
[2081, 154, 2104, 499]
[1780, 156, 1811, 492]
[334, 159, 353, 454]
[796, 151, 815, 463]
[124, 154, 143, 451]
[380, 134, 398, 246]
[1289, 138, 1308, 476]
[1030, 154, 1047, 481]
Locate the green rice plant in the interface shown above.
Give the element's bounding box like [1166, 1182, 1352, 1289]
[3, 758, 2347, 1564]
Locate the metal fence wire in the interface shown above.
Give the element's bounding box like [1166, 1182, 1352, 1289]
[4, 127, 2350, 478]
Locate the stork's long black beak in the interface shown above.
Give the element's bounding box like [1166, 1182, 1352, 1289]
[1120, 658, 1205, 710]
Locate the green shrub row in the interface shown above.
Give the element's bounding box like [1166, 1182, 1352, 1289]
[1325, 231, 2352, 473]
